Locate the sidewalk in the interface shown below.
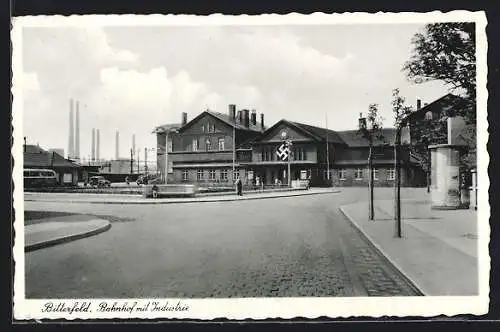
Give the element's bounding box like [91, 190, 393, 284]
[340, 199, 479, 296]
[25, 216, 111, 252]
[24, 187, 341, 205]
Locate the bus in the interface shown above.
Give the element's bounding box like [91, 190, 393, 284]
[23, 168, 58, 188]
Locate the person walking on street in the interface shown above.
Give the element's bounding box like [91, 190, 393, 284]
[236, 178, 243, 196]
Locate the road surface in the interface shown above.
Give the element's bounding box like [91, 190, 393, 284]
[24, 188, 422, 298]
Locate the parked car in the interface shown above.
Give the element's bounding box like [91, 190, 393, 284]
[137, 174, 162, 185]
[89, 176, 111, 188]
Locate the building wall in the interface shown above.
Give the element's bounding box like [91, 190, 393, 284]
[172, 167, 253, 186]
[330, 166, 415, 187]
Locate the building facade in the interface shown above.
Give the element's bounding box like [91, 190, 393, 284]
[24, 144, 81, 186]
[155, 106, 426, 187]
[154, 105, 265, 186]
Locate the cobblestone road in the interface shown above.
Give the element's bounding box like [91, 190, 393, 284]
[25, 189, 422, 298]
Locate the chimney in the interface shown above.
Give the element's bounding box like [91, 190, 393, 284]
[251, 109, 257, 126]
[358, 112, 367, 130]
[417, 99, 422, 110]
[91, 128, 95, 161]
[260, 113, 265, 129]
[115, 131, 120, 160]
[75, 101, 80, 159]
[181, 112, 188, 126]
[132, 134, 136, 158]
[244, 109, 250, 128]
[228, 104, 236, 122]
[68, 99, 74, 159]
[96, 129, 100, 161]
[238, 110, 243, 124]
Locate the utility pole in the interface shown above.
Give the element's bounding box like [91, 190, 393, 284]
[287, 140, 292, 187]
[130, 148, 133, 174]
[137, 148, 140, 174]
[144, 147, 148, 175]
[326, 113, 330, 186]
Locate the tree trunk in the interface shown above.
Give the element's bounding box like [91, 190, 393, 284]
[395, 129, 402, 238]
[368, 145, 374, 221]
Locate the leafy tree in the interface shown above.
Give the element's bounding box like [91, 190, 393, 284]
[358, 103, 384, 220]
[403, 23, 477, 170]
[403, 22, 476, 103]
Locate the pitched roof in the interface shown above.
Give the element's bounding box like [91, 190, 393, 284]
[206, 111, 264, 132]
[24, 146, 81, 169]
[289, 121, 346, 145]
[152, 123, 182, 134]
[336, 128, 411, 147]
[405, 93, 473, 122]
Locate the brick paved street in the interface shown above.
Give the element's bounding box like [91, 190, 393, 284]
[25, 189, 422, 298]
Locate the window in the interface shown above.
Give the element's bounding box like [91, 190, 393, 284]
[355, 168, 363, 180]
[201, 124, 205, 132]
[294, 147, 306, 161]
[197, 169, 204, 181]
[207, 122, 215, 133]
[387, 168, 395, 180]
[234, 169, 240, 180]
[425, 111, 433, 120]
[338, 169, 346, 180]
[205, 138, 212, 151]
[182, 170, 189, 181]
[372, 168, 379, 180]
[218, 138, 225, 150]
[192, 138, 199, 151]
[221, 169, 228, 181]
[209, 169, 216, 181]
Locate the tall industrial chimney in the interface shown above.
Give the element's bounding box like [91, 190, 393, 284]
[96, 129, 100, 161]
[91, 128, 95, 161]
[75, 101, 80, 159]
[260, 113, 265, 130]
[251, 109, 257, 126]
[132, 134, 136, 157]
[68, 99, 74, 159]
[115, 131, 120, 160]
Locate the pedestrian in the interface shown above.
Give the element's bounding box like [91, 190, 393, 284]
[236, 178, 243, 196]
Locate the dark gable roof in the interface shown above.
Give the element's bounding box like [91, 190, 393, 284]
[24, 145, 80, 168]
[207, 111, 264, 132]
[406, 93, 473, 122]
[336, 129, 394, 147]
[176, 110, 264, 133]
[290, 121, 346, 145]
[152, 123, 181, 134]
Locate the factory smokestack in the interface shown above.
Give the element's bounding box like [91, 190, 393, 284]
[68, 99, 74, 159]
[132, 134, 136, 157]
[91, 128, 95, 161]
[75, 101, 80, 159]
[115, 131, 120, 160]
[96, 129, 100, 161]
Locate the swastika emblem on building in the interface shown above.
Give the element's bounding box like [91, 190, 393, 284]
[276, 141, 292, 161]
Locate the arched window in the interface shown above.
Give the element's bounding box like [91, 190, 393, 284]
[425, 111, 433, 120]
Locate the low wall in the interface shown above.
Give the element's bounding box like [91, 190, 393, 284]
[143, 184, 198, 198]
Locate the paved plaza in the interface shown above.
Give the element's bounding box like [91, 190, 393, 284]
[24, 188, 423, 298]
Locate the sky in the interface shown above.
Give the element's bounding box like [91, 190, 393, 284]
[19, 22, 451, 161]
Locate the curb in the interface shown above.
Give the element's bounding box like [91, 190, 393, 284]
[25, 220, 112, 252]
[25, 190, 341, 205]
[338, 205, 426, 296]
